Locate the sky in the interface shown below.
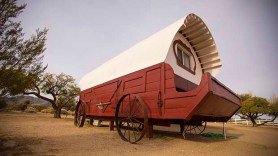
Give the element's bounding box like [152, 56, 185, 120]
[17, 0, 278, 99]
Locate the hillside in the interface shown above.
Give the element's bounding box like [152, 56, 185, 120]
[4, 96, 51, 106]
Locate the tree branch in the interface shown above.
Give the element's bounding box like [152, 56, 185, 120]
[236, 114, 247, 119]
[24, 91, 57, 109]
[35, 84, 40, 95]
[257, 116, 278, 126]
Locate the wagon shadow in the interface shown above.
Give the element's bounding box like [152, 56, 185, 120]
[152, 127, 243, 143]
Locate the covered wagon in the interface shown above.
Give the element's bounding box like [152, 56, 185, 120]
[75, 13, 241, 143]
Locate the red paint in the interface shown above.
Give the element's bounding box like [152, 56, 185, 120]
[80, 62, 241, 123]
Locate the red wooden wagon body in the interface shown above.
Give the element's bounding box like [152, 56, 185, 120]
[75, 14, 241, 143]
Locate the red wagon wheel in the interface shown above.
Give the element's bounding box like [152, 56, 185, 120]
[74, 101, 87, 127]
[115, 94, 148, 144]
[182, 121, 206, 138]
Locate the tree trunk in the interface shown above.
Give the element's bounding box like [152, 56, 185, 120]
[54, 108, 61, 118]
[250, 118, 257, 126]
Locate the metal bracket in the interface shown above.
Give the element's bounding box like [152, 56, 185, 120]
[96, 102, 111, 112]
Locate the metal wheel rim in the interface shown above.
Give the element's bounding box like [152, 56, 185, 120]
[74, 101, 86, 127]
[115, 94, 148, 144]
[182, 121, 206, 138]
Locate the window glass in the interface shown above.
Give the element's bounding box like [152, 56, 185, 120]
[183, 53, 191, 68]
[177, 46, 192, 69]
[177, 48, 183, 63]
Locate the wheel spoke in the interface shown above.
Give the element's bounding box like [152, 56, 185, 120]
[197, 126, 202, 132]
[116, 94, 147, 143]
[127, 121, 130, 142]
[182, 121, 206, 136]
[130, 118, 144, 125]
[130, 119, 141, 132]
[130, 98, 136, 112]
[131, 99, 140, 116]
[129, 119, 138, 142]
[135, 100, 143, 114]
[128, 95, 131, 115]
[131, 101, 143, 117]
[119, 101, 130, 116]
[132, 112, 142, 118]
[123, 125, 127, 137]
[193, 127, 197, 134]
[135, 123, 142, 132]
[184, 125, 189, 133]
[74, 102, 86, 127]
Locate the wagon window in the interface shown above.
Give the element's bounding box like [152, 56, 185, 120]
[173, 40, 196, 75]
[177, 46, 192, 69]
[177, 48, 183, 63]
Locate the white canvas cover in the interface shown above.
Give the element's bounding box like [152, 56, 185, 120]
[80, 14, 221, 91]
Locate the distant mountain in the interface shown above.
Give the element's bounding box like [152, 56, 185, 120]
[4, 96, 51, 106]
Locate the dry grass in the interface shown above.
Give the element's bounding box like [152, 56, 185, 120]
[0, 112, 277, 156]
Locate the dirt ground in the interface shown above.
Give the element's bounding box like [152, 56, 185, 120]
[0, 112, 277, 156]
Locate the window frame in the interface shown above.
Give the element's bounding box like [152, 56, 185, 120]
[173, 40, 196, 75]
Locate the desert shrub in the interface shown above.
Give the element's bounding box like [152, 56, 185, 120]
[67, 110, 75, 116]
[6, 102, 28, 111]
[18, 100, 29, 110]
[40, 107, 75, 116]
[6, 103, 18, 110]
[18, 102, 28, 110]
[22, 100, 30, 105]
[67, 105, 76, 111]
[24, 106, 38, 113]
[0, 97, 7, 109]
[32, 105, 48, 112]
[41, 107, 54, 114]
[61, 109, 69, 115]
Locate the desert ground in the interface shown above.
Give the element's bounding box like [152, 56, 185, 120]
[0, 112, 277, 156]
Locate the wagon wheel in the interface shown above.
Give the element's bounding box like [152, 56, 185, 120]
[74, 101, 87, 127]
[182, 121, 206, 138]
[115, 94, 148, 144]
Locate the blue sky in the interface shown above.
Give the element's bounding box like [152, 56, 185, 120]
[17, 0, 278, 98]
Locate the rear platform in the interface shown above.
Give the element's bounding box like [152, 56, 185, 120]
[163, 69, 241, 122]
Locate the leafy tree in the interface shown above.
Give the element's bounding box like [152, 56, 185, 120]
[239, 93, 252, 102]
[0, 1, 80, 118]
[24, 73, 80, 118]
[57, 96, 76, 111]
[237, 93, 269, 126]
[267, 95, 278, 122]
[0, 0, 47, 96]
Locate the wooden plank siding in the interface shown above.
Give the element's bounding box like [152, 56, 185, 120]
[80, 62, 241, 122]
